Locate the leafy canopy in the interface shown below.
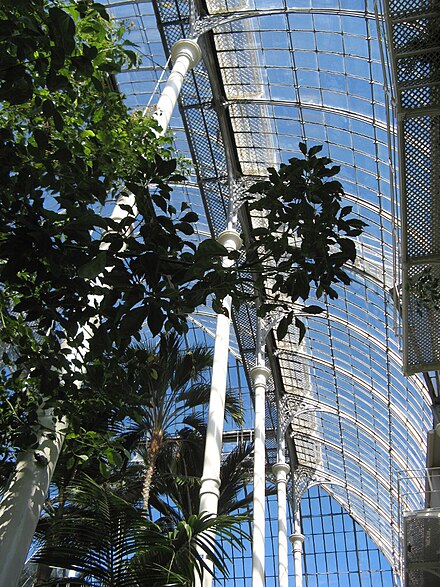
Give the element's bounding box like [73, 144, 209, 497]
[0, 0, 366, 466]
[246, 142, 367, 339]
[0, 0, 217, 463]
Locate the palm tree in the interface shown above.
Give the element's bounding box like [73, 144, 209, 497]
[25, 332, 247, 585]
[32, 475, 246, 586]
[119, 332, 243, 509]
[152, 437, 259, 521]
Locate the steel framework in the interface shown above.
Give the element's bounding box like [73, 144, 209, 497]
[104, 0, 439, 584]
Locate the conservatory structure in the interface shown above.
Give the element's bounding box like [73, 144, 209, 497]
[2, 0, 440, 584]
[109, 0, 439, 584]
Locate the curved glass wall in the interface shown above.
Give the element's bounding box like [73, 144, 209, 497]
[104, 0, 435, 583]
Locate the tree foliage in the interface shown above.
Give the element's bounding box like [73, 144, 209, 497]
[29, 335, 250, 586]
[0, 0, 366, 506]
[0, 0, 222, 463]
[116, 332, 242, 510]
[246, 142, 367, 339]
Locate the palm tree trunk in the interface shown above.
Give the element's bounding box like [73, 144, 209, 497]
[142, 429, 163, 510]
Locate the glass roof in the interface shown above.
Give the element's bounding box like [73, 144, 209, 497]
[105, 0, 434, 582]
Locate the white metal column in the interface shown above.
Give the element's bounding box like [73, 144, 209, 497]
[112, 38, 202, 219]
[290, 508, 305, 587]
[273, 429, 290, 587]
[0, 412, 67, 587]
[0, 38, 202, 587]
[198, 228, 242, 587]
[155, 39, 201, 133]
[251, 355, 270, 587]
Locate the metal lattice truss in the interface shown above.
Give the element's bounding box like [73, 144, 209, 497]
[383, 0, 440, 374]
[104, 0, 437, 579]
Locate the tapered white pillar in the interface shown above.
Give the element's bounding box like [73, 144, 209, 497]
[155, 39, 201, 133]
[0, 38, 202, 587]
[112, 38, 202, 221]
[198, 229, 242, 587]
[273, 461, 290, 587]
[290, 508, 305, 587]
[0, 412, 67, 587]
[251, 364, 270, 587]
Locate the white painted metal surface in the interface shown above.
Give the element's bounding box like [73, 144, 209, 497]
[251, 363, 270, 587]
[273, 461, 290, 587]
[198, 229, 242, 587]
[0, 412, 67, 587]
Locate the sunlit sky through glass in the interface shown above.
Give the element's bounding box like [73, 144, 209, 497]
[104, 0, 433, 584]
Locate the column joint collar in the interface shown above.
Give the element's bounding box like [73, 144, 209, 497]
[273, 462, 290, 477]
[171, 39, 202, 70]
[250, 365, 271, 381]
[217, 229, 242, 250]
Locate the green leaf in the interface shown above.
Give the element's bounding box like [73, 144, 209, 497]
[47, 72, 70, 91]
[197, 239, 228, 257]
[277, 315, 290, 340]
[147, 303, 165, 337]
[155, 154, 177, 177]
[53, 147, 72, 162]
[78, 252, 107, 279]
[53, 109, 64, 132]
[339, 238, 357, 262]
[181, 211, 198, 223]
[295, 317, 306, 343]
[42, 99, 56, 118]
[105, 448, 123, 468]
[71, 55, 94, 76]
[119, 305, 147, 337]
[340, 205, 353, 217]
[0, 71, 33, 104]
[299, 142, 307, 155]
[34, 129, 49, 151]
[308, 145, 322, 157]
[302, 305, 324, 314]
[90, 2, 111, 21]
[176, 222, 194, 236]
[83, 44, 99, 60]
[48, 7, 76, 55]
[327, 165, 341, 177]
[99, 460, 110, 479]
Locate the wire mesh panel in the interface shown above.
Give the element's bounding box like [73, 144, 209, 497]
[384, 0, 440, 373]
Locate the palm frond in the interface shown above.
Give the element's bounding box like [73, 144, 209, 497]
[34, 475, 246, 587]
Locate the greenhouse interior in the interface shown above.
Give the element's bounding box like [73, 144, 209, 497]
[0, 0, 439, 586]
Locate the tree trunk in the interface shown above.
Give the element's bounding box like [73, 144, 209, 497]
[142, 429, 163, 510]
[0, 410, 67, 587]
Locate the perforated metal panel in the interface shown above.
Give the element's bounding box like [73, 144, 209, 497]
[384, 0, 440, 374]
[404, 511, 440, 587]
